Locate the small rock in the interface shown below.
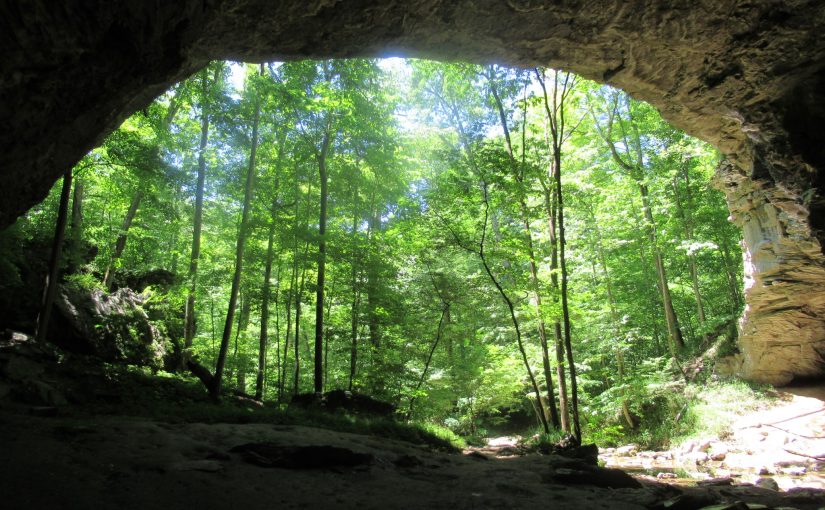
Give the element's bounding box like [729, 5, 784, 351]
[697, 477, 733, 486]
[205, 451, 231, 461]
[653, 493, 717, 510]
[697, 439, 713, 452]
[696, 502, 748, 510]
[709, 443, 728, 461]
[495, 446, 521, 457]
[31, 380, 68, 406]
[230, 443, 374, 469]
[28, 406, 59, 417]
[2, 330, 33, 343]
[714, 468, 732, 478]
[657, 472, 678, 479]
[615, 444, 638, 456]
[3, 355, 44, 381]
[779, 466, 806, 476]
[169, 460, 223, 472]
[757, 466, 774, 475]
[683, 451, 709, 464]
[754, 477, 779, 491]
[394, 454, 422, 468]
[550, 466, 642, 489]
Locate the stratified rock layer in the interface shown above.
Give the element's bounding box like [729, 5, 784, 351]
[717, 161, 825, 384]
[1, 1, 824, 382]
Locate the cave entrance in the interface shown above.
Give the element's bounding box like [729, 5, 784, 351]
[1, 2, 824, 401]
[6, 56, 747, 446]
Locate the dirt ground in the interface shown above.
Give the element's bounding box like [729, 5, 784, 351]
[3, 397, 825, 510]
[1, 336, 824, 509]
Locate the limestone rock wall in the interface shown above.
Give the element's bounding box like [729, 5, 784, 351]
[1, 0, 824, 382]
[717, 161, 825, 384]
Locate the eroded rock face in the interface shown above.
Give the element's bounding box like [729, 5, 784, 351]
[717, 161, 825, 384]
[1, 0, 824, 382]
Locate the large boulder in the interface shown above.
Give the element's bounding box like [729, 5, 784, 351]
[290, 390, 396, 418]
[49, 284, 169, 368]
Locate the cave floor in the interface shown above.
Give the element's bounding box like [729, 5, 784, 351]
[3, 405, 825, 510]
[1, 337, 824, 509]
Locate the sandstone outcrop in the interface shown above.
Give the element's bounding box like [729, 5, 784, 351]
[717, 161, 825, 384]
[1, 0, 823, 382]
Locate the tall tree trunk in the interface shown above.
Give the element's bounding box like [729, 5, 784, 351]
[209, 296, 216, 356]
[323, 274, 336, 392]
[477, 180, 550, 434]
[434, 78, 549, 432]
[488, 70, 561, 430]
[554, 143, 581, 442]
[256, 130, 286, 400]
[102, 187, 143, 290]
[672, 168, 709, 347]
[541, 172, 572, 434]
[314, 125, 332, 394]
[35, 171, 73, 343]
[183, 68, 212, 362]
[640, 182, 685, 353]
[584, 197, 636, 429]
[294, 260, 308, 396]
[349, 289, 360, 391]
[629, 200, 667, 356]
[272, 261, 282, 398]
[281, 209, 300, 400]
[537, 68, 581, 440]
[67, 176, 84, 271]
[231, 283, 251, 392]
[716, 235, 743, 310]
[348, 179, 362, 391]
[281, 259, 295, 401]
[257, 220, 276, 400]
[366, 207, 381, 350]
[589, 91, 685, 356]
[408, 302, 449, 417]
[349, 250, 362, 390]
[210, 66, 262, 399]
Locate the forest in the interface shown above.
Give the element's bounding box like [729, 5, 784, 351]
[0, 58, 746, 449]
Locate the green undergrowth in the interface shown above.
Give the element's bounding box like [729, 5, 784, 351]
[77, 364, 463, 452]
[670, 379, 776, 445]
[607, 379, 777, 450]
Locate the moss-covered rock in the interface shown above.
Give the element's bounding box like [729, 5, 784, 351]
[50, 284, 169, 369]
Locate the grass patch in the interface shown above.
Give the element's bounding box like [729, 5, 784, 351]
[582, 376, 779, 451]
[671, 379, 775, 444]
[72, 363, 462, 453]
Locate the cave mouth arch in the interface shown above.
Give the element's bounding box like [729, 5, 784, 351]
[1, 0, 824, 383]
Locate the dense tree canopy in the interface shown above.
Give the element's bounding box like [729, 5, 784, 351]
[3, 58, 743, 446]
